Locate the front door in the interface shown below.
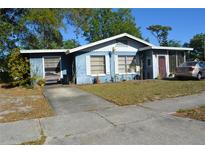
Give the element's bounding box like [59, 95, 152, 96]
[158, 56, 167, 78]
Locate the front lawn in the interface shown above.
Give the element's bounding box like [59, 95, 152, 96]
[78, 80, 205, 106]
[0, 84, 54, 123]
[174, 106, 205, 121]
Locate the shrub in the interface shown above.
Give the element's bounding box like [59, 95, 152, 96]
[0, 71, 11, 83]
[37, 79, 46, 87]
[7, 48, 30, 86]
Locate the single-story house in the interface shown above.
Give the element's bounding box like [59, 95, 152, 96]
[20, 33, 193, 84]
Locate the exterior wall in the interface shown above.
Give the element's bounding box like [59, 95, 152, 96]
[81, 37, 147, 52]
[74, 37, 145, 84]
[29, 53, 71, 83]
[142, 50, 153, 79]
[152, 50, 188, 79]
[75, 51, 140, 84]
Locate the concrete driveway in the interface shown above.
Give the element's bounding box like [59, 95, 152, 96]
[1, 86, 205, 144]
[43, 85, 116, 115]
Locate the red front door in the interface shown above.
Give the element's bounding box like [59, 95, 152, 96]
[158, 56, 167, 78]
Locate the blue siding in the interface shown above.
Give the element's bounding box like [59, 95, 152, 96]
[75, 51, 140, 84]
[29, 53, 71, 82]
[75, 51, 111, 84]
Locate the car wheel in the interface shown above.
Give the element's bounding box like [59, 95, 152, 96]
[197, 73, 202, 80]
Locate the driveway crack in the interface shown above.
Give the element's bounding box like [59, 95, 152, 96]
[94, 112, 117, 127]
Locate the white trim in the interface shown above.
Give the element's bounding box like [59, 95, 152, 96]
[114, 55, 118, 74]
[105, 55, 110, 74]
[118, 72, 138, 75]
[42, 57, 45, 79]
[155, 53, 169, 78]
[139, 46, 193, 51]
[152, 52, 157, 79]
[67, 33, 154, 54]
[20, 49, 68, 54]
[90, 74, 106, 77]
[166, 51, 170, 76]
[86, 56, 91, 75]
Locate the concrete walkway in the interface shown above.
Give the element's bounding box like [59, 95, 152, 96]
[0, 86, 205, 145]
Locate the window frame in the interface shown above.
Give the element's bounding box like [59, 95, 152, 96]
[118, 55, 137, 75]
[90, 55, 106, 76]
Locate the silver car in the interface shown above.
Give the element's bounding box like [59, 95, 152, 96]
[175, 61, 205, 80]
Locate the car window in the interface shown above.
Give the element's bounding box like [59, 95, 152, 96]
[199, 62, 204, 67]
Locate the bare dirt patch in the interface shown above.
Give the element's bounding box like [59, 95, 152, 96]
[0, 85, 54, 123]
[174, 106, 205, 121]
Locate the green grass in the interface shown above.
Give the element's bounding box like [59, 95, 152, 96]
[77, 80, 205, 106]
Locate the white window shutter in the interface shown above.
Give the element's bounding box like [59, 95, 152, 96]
[86, 56, 91, 75]
[105, 55, 110, 74]
[115, 55, 118, 74]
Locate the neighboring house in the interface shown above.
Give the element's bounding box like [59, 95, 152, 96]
[20, 33, 193, 84]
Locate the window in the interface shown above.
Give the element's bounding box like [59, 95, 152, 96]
[177, 52, 184, 66]
[169, 52, 177, 73]
[90, 56, 105, 75]
[147, 58, 151, 66]
[199, 62, 205, 68]
[118, 56, 136, 73]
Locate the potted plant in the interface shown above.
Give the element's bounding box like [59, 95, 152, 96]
[94, 75, 100, 84]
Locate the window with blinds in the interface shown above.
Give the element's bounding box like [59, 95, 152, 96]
[90, 56, 105, 75]
[118, 56, 136, 73]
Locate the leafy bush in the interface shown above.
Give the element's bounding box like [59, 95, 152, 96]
[0, 71, 11, 83]
[7, 48, 30, 86]
[37, 79, 46, 87]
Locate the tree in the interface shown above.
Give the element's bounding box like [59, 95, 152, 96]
[0, 8, 92, 52]
[167, 40, 182, 47]
[7, 48, 30, 86]
[63, 39, 80, 49]
[19, 9, 66, 49]
[0, 9, 27, 55]
[75, 9, 142, 42]
[188, 33, 205, 60]
[0, 9, 65, 52]
[147, 25, 172, 46]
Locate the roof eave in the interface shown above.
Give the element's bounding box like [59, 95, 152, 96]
[20, 49, 69, 54]
[139, 46, 194, 51]
[66, 33, 154, 54]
